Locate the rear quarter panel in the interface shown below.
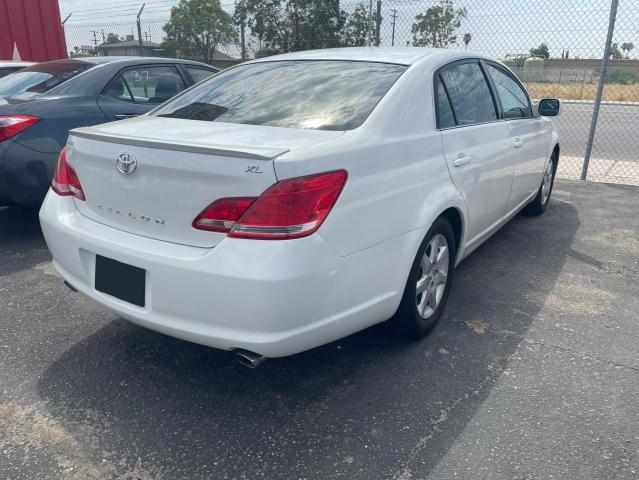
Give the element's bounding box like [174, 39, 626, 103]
[10, 97, 108, 154]
[274, 60, 466, 260]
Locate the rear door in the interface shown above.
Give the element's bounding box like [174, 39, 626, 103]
[484, 62, 549, 211]
[97, 64, 189, 121]
[437, 60, 514, 247]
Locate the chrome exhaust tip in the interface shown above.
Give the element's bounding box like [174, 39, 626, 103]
[235, 349, 267, 369]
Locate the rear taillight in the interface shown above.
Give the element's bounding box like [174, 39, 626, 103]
[192, 197, 257, 232]
[0, 115, 40, 142]
[193, 170, 347, 240]
[51, 147, 85, 201]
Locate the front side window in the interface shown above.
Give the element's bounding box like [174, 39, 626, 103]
[104, 66, 186, 104]
[439, 62, 497, 126]
[486, 64, 532, 119]
[0, 60, 93, 101]
[153, 60, 407, 131]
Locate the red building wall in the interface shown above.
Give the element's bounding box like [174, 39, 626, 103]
[0, 0, 67, 61]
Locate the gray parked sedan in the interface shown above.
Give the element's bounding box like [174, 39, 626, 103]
[0, 57, 218, 207]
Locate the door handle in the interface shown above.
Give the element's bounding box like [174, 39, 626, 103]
[115, 114, 138, 120]
[513, 138, 524, 148]
[453, 154, 471, 167]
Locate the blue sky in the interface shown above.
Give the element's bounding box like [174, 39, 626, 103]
[58, 0, 638, 59]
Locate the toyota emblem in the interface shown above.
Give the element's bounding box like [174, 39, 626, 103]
[116, 153, 137, 175]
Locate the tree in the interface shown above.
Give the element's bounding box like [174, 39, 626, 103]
[163, 0, 237, 64]
[105, 33, 121, 44]
[411, 0, 467, 48]
[609, 43, 623, 60]
[342, 2, 375, 47]
[529, 43, 550, 59]
[621, 42, 634, 59]
[239, 0, 346, 54]
[463, 32, 471, 50]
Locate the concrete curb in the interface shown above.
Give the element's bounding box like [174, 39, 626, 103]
[557, 156, 639, 186]
[558, 100, 639, 107]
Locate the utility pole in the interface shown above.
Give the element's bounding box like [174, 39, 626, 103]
[581, 0, 618, 180]
[374, 0, 382, 46]
[136, 3, 146, 57]
[390, 9, 397, 47]
[367, 0, 373, 47]
[90, 30, 99, 50]
[239, 1, 247, 60]
[101, 29, 105, 43]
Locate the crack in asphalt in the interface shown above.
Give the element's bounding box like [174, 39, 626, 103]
[390, 360, 508, 480]
[393, 316, 638, 479]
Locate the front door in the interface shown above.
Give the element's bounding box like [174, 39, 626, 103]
[484, 63, 549, 211]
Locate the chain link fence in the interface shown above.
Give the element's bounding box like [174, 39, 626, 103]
[62, 0, 639, 185]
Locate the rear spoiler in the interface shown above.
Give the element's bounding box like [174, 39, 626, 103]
[69, 129, 289, 161]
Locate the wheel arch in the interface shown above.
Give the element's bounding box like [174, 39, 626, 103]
[439, 207, 464, 260]
[552, 143, 560, 166]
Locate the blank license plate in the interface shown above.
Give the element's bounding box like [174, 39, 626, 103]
[95, 255, 146, 307]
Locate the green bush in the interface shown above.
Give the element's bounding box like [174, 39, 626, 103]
[605, 68, 639, 85]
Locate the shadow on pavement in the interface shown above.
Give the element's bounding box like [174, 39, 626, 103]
[0, 206, 50, 277]
[35, 199, 580, 479]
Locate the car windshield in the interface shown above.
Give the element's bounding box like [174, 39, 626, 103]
[0, 60, 93, 101]
[153, 60, 407, 131]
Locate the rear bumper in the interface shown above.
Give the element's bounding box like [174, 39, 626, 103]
[40, 192, 420, 357]
[0, 140, 57, 206]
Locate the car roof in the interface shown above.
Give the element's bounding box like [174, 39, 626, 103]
[26, 57, 215, 68]
[0, 61, 35, 67]
[80, 56, 209, 66]
[249, 47, 493, 67]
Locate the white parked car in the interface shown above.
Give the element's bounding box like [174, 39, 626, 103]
[39, 48, 560, 367]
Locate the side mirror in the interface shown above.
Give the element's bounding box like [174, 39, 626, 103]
[538, 98, 561, 117]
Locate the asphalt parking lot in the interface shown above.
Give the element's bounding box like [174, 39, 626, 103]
[1, 179, 638, 480]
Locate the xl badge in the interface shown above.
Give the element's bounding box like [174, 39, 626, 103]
[116, 153, 137, 175]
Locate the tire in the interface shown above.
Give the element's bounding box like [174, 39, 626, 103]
[390, 217, 456, 338]
[523, 153, 557, 216]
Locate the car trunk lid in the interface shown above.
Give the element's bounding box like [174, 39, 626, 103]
[67, 117, 343, 248]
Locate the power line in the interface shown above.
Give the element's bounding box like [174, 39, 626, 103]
[61, 0, 175, 16]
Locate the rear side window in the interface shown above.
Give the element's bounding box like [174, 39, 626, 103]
[187, 67, 216, 83]
[439, 62, 497, 126]
[486, 64, 532, 119]
[435, 77, 456, 129]
[104, 66, 186, 104]
[153, 60, 407, 131]
[0, 60, 92, 101]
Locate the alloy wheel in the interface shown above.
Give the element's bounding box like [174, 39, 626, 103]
[416, 234, 449, 319]
[541, 158, 554, 205]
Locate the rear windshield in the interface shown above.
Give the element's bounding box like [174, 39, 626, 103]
[0, 60, 92, 101]
[153, 60, 407, 131]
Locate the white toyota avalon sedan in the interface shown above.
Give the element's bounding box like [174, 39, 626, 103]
[40, 48, 560, 367]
